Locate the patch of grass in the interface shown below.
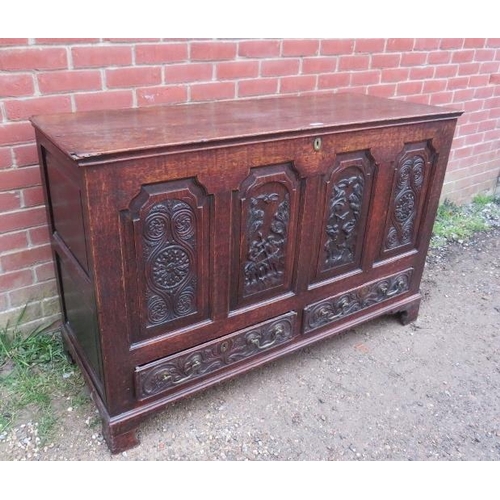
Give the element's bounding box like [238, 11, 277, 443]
[0, 306, 87, 444]
[431, 195, 500, 248]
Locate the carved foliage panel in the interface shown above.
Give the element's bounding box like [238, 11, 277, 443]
[314, 151, 375, 283]
[233, 163, 301, 308]
[383, 141, 435, 254]
[135, 312, 297, 399]
[126, 179, 210, 341]
[304, 269, 413, 333]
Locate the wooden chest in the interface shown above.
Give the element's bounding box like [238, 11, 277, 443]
[31, 93, 461, 453]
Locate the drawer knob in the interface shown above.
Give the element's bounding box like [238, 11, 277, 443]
[313, 137, 322, 151]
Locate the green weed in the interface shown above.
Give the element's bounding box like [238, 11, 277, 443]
[0, 306, 87, 444]
[431, 195, 500, 248]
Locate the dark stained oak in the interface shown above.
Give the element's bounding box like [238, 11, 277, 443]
[31, 93, 461, 453]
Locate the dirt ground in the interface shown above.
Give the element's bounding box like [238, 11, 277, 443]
[1, 229, 499, 461]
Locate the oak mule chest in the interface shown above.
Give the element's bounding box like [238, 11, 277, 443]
[31, 93, 461, 453]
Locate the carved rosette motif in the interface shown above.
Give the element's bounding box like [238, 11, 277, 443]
[323, 171, 365, 270]
[136, 313, 296, 398]
[243, 192, 290, 294]
[304, 270, 413, 333]
[385, 152, 426, 250]
[143, 200, 197, 326]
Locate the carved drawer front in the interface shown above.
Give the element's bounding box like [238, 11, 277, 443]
[122, 178, 211, 343]
[303, 269, 413, 334]
[135, 312, 297, 399]
[231, 163, 302, 310]
[380, 141, 436, 258]
[312, 150, 376, 285]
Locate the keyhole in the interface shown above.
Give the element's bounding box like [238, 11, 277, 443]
[313, 137, 322, 151]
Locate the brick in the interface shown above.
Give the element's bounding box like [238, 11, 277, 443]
[238, 40, 281, 58]
[386, 38, 414, 51]
[9, 280, 58, 308]
[22, 185, 45, 207]
[72, 46, 132, 68]
[190, 81, 235, 101]
[339, 55, 370, 71]
[355, 39, 385, 53]
[474, 86, 495, 99]
[480, 61, 500, 73]
[320, 39, 354, 55]
[4, 96, 72, 121]
[381, 68, 409, 82]
[367, 84, 396, 98]
[1, 244, 52, 273]
[164, 63, 213, 83]
[462, 98, 483, 113]
[422, 79, 447, 93]
[137, 86, 187, 106]
[38, 70, 102, 93]
[0, 122, 34, 147]
[451, 50, 475, 63]
[237, 78, 279, 97]
[135, 43, 188, 64]
[0, 74, 34, 97]
[0, 269, 33, 293]
[474, 48, 496, 61]
[427, 51, 452, 64]
[407, 94, 430, 105]
[0, 166, 41, 191]
[400, 52, 427, 66]
[434, 65, 458, 78]
[13, 143, 38, 167]
[458, 62, 481, 76]
[282, 39, 319, 56]
[0, 39, 29, 46]
[440, 39, 464, 49]
[487, 38, 500, 47]
[318, 73, 351, 89]
[0, 148, 13, 168]
[0, 191, 21, 211]
[35, 38, 100, 44]
[280, 75, 316, 93]
[216, 61, 259, 80]
[464, 38, 485, 48]
[34, 261, 56, 283]
[29, 225, 51, 246]
[489, 74, 500, 84]
[0, 47, 67, 70]
[351, 70, 381, 85]
[0, 230, 29, 254]
[0, 206, 47, 233]
[74, 90, 134, 112]
[190, 41, 237, 61]
[414, 39, 440, 50]
[447, 76, 469, 90]
[106, 67, 162, 88]
[409, 66, 434, 79]
[428, 91, 454, 106]
[396, 81, 423, 95]
[371, 53, 400, 68]
[261, 59, 300, 77]
[477, 119, 498, 132]
[464, 131, 485, 146]
[302, 57, 337, 74]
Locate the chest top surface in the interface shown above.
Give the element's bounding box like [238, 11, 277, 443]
[30, 93, 461, 162]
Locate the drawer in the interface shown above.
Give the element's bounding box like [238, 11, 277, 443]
[303, 269, 413, 334]
[135, 311, 297, 399]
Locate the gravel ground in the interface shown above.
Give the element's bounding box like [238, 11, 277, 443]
[1, 228, 499, 461]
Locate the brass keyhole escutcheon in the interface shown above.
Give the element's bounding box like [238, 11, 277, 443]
[313, 137, 322, 151]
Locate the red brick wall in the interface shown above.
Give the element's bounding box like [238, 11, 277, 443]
[1, 38, 500, 328]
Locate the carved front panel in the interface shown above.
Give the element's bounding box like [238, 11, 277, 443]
[313, 151, 375, 284]
[303, 269, 413, 333]
[124, 179, 210, 342]
[135, 312, 297, 399]
[382, 141, 436, 256]
[232, 163, 301, 309]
